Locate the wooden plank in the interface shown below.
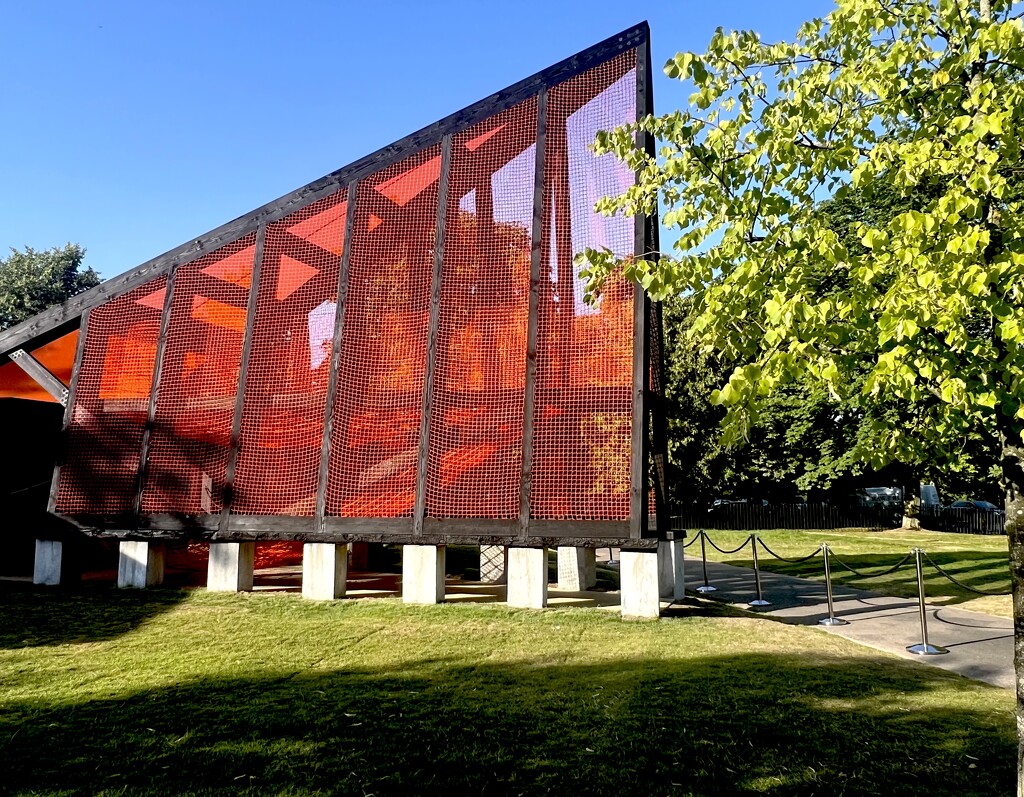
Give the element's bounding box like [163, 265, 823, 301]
[8, 349, 69, 405]
[0, 23, 649, 358]
[315, 182, 358, 532]
[218, 223, 267, 533]
[423, 518, 520, 536]
[412, 133, 453, 535]
[131, 268, 178, 523]
[629, 37, 650, 541]
[46, 311, 89, 514]
[519, 88, 548, 539]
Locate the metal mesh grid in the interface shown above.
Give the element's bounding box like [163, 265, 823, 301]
[425, 99, 537, 519]
[54, 276, 167, 515]
[531, 51, 637, 521]
[325, 146, 442, 518]
[141, 235, 257, 515]
[231, 192, 348, 515]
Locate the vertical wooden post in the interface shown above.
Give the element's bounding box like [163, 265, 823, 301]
[132, 269, 178, 524]
[219, 224, 268, 533]
[412, 135, 453, 535]
[47, 309, 91, 514]
[315, 184, 358, 532]
[519, 89, 548, 538]
[630, 35, 652, 540]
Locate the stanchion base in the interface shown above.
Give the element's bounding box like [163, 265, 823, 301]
[749, 599, 771, 607]
[906, 643, 948, 656]
[819, 617, 849, 626]
[696, 585, 717, 593]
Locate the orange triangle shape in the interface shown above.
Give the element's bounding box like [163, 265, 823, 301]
[287, 200, 347, 254]
[367, 214, 384, 232]
[465, 124, 506, 152]
[373, 156, 441, 206]
[201, 245, 255, 288]
[136, 287, 166, 311]
[277, 255, 319, 301]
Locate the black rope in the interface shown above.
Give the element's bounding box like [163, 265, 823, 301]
[755, 537, 821, 564]
[921, 551, 1012, 596]
[681, 531, 703, 549]
[703, 534, 753, 556]
[829, 550, 914, 579]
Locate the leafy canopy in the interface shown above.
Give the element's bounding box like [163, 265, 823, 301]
[0, 244, 100, 330]
[582, 0, 1024, 469]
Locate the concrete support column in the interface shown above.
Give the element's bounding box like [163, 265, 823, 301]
[620, 549, 661, 619]
[302, 543, 348, 600]
[507, 547, 548, 609]
[660, 536, 686, 601]
[33, 539, 64, 586]
[557, 546, 596, 591]
[479, 545, 507, 583]
[207, 541, 255, 592]
[117, 541, 166, 589]
[402, 544, 446, 604]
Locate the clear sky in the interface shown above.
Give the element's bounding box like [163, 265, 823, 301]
[0, 0, 833, 280]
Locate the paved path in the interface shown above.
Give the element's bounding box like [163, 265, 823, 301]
[688, 559, 1014, 689]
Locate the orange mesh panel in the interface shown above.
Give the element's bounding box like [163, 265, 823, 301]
[426, 99, 537, 518]
[325, 146, 441, 518]
[54, 278, 167, 515]
[232, 191, 347, 515]
[532, 51, 637, 521]
[142, 236, 257, 514]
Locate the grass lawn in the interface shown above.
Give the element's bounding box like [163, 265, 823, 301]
[0, 585, 1014, 796]
[689, 528, 1013, 617]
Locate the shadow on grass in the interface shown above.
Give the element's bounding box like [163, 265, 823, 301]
[0, 583, 188, 650]
[0, 646, 1013, 796]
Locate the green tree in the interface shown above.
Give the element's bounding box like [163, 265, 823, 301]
[0, 244, 100, 330]
[581, 0, 1024, 781]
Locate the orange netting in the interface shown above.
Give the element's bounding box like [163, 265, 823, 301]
[325, 146, 441, 518]
[54, 277, 167, 515]
[141, 235, 257, 514]
[232, 191, 347, 515]
[531, 50, 637, 521]
[425, 98, 537, 519]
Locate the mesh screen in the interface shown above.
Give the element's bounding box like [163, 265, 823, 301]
[325, 146, 441, 518]
[531, 51, 637, 521]
[142, 235, 257, 514]
[425, 99, 537, 518]
[232, 192, 347, 515]
[54, 277, 167, 515]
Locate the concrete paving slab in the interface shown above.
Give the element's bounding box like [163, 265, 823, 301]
[696, 559, 1014, 690]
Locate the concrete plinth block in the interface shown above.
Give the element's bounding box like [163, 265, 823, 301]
[620, 550, 661, 619]
[557, 546, 596, 591]
[33, 539, 63, 586]
[657, 540, 686, 600]
[207, 542, 255, 592]
[669, 539, 686, 601]
[507, 547, 548, 609]
[303, 543, 348, 600]
[117, 541, 166, 589]
[479, 545, 508, 584]
[402, 545, 446, 604]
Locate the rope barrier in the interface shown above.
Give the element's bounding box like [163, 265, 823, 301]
[681, 531, 703, 550]
[703, 534, 753, 556]
[829, 550, 914, 579]
[921, 551, 1012, 596]
[755, 537, 822, 564]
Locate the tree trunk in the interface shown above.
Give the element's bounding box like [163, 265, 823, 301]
[999, 422, 1024, 797]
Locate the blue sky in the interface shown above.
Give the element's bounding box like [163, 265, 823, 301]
[1, 0, 832, 280]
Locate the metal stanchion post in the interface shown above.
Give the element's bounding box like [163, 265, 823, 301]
[696, 530, 716, 593]
[749, 534, 771, 607]
[906, 547, 947, 655]
[818, 543, 848, 626]
[607, 547, 617, 566]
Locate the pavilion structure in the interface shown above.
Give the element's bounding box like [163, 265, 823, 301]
[0, 22, 678, 617]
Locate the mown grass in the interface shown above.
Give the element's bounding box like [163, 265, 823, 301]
[0, 585, 1014, 796]
[691, 528, 1012, 617]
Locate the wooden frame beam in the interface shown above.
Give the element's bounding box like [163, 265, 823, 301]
[8, 349, 69, 406]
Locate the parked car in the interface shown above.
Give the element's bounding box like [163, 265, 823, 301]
[941, 499, 1005, 534]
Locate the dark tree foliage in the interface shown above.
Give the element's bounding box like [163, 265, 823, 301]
[0, 244, 100, 330]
